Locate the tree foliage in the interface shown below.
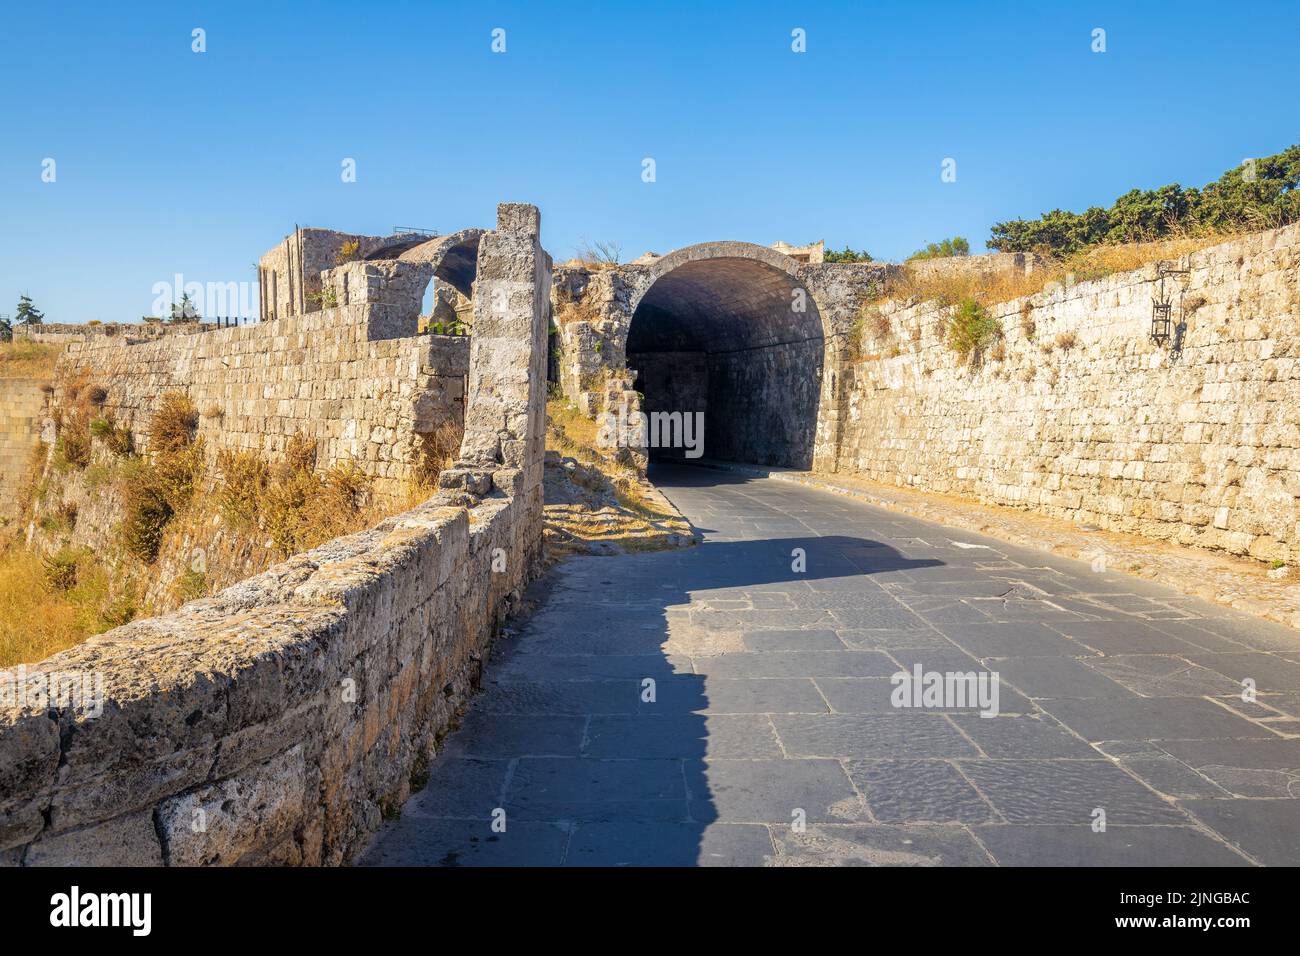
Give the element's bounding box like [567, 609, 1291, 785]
[169, 292, 200, 322]
[908, 237, 970, 260]
[989, 144, 1300, 255]
[824, 245, 873, 263]
[15, 295, 44, 325]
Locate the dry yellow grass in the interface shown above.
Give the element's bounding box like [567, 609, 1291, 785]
[547, 398, 603, 456]
[0, 546, 136, 667]
[542, 397, 692, 562]
[0, 341, 61, 379]
[881, 234, 1237, 310]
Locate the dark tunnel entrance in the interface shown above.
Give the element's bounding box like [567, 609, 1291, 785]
[626, 255, 824, 469]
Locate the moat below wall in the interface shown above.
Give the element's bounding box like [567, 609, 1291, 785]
[830, 224, 1300, 564]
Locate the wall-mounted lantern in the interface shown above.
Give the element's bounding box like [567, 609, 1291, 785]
[1151, 262, 1191, 346]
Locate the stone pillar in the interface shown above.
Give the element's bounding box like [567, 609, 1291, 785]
[439, 203, 551, 499]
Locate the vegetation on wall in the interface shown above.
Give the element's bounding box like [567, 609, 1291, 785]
[4, 362, 466, 666]
[427, 318, 469, 336]
[989, 143, 1300, 255]
[574, 239, 622, 268]
[217, 435, 373, 558]
[878, 232, 1230, 317]
[335, 239, 361, 265]
[307, 288, 339, 308]
[946, 298, 1001, 360]
[119, 392, 202, 562]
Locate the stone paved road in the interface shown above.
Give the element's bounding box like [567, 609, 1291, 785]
[361, 464, 1300, 866]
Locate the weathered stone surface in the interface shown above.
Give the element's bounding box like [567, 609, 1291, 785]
[833, 224, 1300, 563]
[40, 298, 469, 515]
[23, 809, 162, 866]
[156, 745, 307, 866]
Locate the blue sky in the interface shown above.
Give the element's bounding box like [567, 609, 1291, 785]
[2, 0, 1297, 322]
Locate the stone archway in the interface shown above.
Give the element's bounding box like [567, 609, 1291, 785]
[624, 242, 827, 468]
[391, 228, 485, 333]
[396, 228, 485, 298]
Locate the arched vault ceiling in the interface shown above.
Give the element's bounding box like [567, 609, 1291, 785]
[627, 257, 822, 354]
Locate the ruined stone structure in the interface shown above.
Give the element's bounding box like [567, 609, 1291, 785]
[553, 241, 888, 470]
[258, 228, 407, 322]
[38, 245, 491, 510]
[258, 227, 485, 325]
[0, 205, 550, 866]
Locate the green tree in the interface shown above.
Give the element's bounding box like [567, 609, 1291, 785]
[908, 236, 970, 261]
[169, 292, 200, 323]
[824, 245, 873, 263]
[15, 295, 44, 325]
[989, 143, 1300, 255]
[0, 315, 11, 342]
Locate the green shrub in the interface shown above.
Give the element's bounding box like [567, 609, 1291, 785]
[42, 549, 80, 592]
[90, 416, 133, 456]
[216, 449, 269, 529]
[946, 298, 1001, 359]
[428, 319, 469, 336]
[120, 464, 174, 563]
[55, 413, 92, 470]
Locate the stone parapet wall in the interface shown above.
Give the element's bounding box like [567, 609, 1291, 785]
[831, 223, 1300, 562]
[0, 490, 529, 865]
[14, 321, 208, 344]
[899, 250, 1045, 285]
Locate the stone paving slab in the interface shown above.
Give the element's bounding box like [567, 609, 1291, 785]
[361, 464, 1298, 866]
[565, 822, 774, 866]
[768, 825, 994, 866]
[971, 825, 1252, 867]
[846, 760, 998, 823]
